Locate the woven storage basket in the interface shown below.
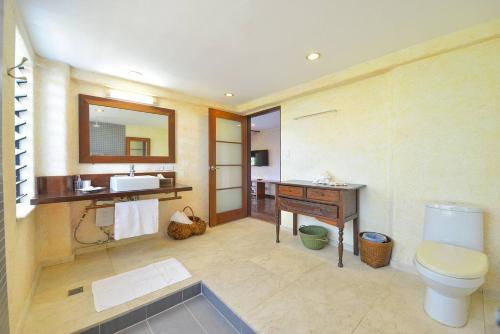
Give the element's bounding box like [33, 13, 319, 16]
[359, 232, 393, 268]
[183, 206, 207, 235]
[167, 220, 193, 240]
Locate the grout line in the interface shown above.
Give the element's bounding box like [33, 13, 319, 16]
[145, 289, 201, 322]
[482, 289, 486, 334]
[147, 301, 183, 321]
[201, 292, 242, 333]
[350, 282, 390, 334]
[184, 302, 209, 334]
[115, 320, 148, 334]
[145, 319, 154, 334]
[182, 294, 202, 303]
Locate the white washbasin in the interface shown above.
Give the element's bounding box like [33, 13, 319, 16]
[110, 175, 160, 192]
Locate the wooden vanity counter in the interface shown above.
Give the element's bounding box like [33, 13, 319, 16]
[31, 184, 192, 205]
[274, 180, 365, 267]
[30, 172, 192, 205]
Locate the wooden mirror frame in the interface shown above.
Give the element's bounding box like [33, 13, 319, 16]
[79, 94, 175, 163]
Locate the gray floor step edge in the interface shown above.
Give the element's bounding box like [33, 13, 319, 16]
[76, 281, 256, 334]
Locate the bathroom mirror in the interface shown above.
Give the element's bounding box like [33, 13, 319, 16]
[79, 94, 175, 163]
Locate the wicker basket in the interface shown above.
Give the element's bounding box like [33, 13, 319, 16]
[359, 232, 393, 268]
[166, 206, 207, 240]
[166, 220, 193, 240]
[183, 206, 207, 235]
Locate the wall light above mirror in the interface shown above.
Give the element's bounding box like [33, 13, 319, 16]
[79, 94, 175, 163]
[107, 89, 156, 105]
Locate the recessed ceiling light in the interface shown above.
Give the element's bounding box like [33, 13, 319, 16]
[224, 92, 234, 97]
[306, 52, 321, 61]
[95, 109, 104, 113]
[128, 70, 143, 77]
[251, 123, 256, 127]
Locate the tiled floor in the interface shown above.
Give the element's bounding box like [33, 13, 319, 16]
[117, 295, 237, 334]
[81, 282, 254, 334]
[23, 218, 499, 334]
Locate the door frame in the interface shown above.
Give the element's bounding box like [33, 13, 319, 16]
[208, 108, 249, 226]
[246, 106, 281, 216]
[125, 136, 151, 156]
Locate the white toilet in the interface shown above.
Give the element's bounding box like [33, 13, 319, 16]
[415, 203, 488, 327]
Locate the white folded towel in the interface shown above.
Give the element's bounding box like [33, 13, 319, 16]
[114, 199, 159, 240]
[170, 211, 192, 224]
[95, 201, 115, 227]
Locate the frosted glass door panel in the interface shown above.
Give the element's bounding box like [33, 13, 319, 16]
[216, 166, 242, 189]
[216, 142, 242, 165]
[216, 118, 242, 142]
[216, 188, 242, 213]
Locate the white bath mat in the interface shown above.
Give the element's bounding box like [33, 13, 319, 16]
[91, 258, 191, 312]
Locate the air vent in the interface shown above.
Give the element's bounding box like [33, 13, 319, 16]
[68, 287, 83, 296]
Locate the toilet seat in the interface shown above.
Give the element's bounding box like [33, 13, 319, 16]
[416, 241, 488, 279]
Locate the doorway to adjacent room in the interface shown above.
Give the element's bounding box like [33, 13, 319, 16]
[247, 107, 281, 223]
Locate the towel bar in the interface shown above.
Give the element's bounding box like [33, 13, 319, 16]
[86, 195, 182, 210]
[74, 195, 182, 246]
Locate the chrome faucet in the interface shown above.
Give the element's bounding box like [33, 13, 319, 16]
[129, 164, 135, 177]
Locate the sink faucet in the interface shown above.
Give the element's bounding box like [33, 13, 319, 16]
[129, 164, 135, 177]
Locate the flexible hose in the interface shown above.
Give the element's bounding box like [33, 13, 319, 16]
[73, 208, 111, 245]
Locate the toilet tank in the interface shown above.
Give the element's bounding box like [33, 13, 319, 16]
[424, 203, 483, 251]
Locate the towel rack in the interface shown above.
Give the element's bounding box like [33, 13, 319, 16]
[74, 194, 182, 246]
[7, 57, 28, 80]
[85, 194, 182, 210]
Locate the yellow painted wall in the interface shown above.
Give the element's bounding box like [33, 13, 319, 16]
[125, 124, 169, 156]
[2, 0, 39, 333]
[5, 11, 498, 334]
[34, 58, 71, 176]
[278, 25, 500, 292]
[34, 66, 211, 255]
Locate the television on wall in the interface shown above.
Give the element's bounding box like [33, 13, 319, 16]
[251, 150, 269, 166]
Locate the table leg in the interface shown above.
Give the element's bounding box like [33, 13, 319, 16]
[353, 217, 359, 256]
[293, 213, 298, 236]
[275, 209, 281, 243]
[338, 227, 344, 268]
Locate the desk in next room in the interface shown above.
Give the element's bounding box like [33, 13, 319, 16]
[274, 180, 365, 267]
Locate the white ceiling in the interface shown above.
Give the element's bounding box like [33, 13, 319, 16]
[18, 0, 500, 106]
[89, 105, 167, 128]
[251, 111, 280, 131]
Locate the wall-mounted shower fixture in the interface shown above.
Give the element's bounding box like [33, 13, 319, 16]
[7, 57, 28, 80]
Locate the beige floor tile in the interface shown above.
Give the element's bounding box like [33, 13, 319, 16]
[22, 218, 488, 334]
[36, 250, 113, 293]
[203, 260, 285, 315]
[246, 285, 369, 334]
[249, 245, 325, 283]
[484, 294, 500, 334]
[354, 282, 485, 334]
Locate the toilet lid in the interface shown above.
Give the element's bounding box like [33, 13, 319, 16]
[416, 241, 488, 279]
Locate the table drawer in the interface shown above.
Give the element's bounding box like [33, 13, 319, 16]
[307, 188, 340, 203]
[278, 185, 304, 199]
[279, 197, 338, 219]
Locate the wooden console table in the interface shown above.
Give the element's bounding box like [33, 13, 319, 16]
[274, 180, 365, 267]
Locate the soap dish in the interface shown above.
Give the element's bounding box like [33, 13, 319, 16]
[79, 186, 106, 193]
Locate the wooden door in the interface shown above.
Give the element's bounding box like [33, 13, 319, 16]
[126, 137, 151, 156]
[209, 109, 248, 226]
